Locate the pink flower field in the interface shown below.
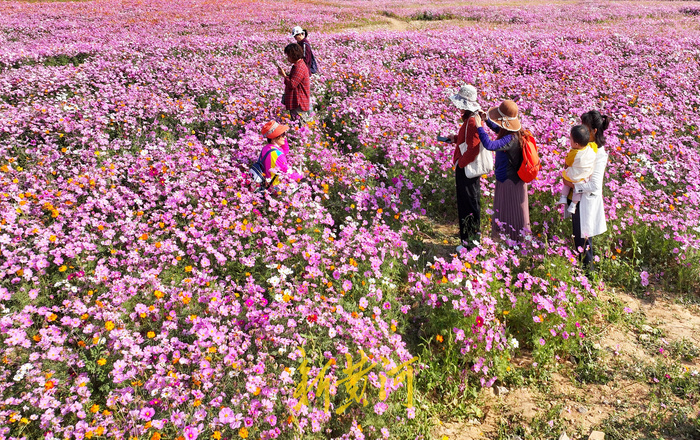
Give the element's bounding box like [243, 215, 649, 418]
[1, 0, 699, 439]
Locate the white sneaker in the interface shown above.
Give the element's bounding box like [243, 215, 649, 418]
[567, 203, 577, 214]
[556, 197, 568, 205]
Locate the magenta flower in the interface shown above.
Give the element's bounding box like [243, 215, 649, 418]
[139, 407, 155, 421]
[183, 426, 199, 440]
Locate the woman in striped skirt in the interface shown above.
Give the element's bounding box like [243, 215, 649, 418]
[473, 100, 530, 242]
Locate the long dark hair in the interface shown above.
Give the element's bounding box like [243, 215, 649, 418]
[496, 127, 526, 145]
[462, 109, 476, 121]
[581, 110, 610, 146]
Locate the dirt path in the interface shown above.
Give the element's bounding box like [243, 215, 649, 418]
[385, 17, 409, 31]
[432, 291, 700, 440]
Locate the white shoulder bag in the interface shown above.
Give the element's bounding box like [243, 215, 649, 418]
[461, 117, 494, 178]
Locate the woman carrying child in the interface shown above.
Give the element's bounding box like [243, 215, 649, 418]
[564, 110, 611, 272]
[473, 100, 531, 242]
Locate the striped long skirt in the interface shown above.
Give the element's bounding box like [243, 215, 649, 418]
[492, 179, 530, 242]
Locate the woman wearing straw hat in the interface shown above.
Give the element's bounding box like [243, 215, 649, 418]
[446, 84, 483, 251]
[473, 100, 530, 242]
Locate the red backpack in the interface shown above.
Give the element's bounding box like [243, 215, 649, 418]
[517, 131, 541, 183]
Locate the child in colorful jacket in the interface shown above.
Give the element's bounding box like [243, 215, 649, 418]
[259, 121, 290, 187]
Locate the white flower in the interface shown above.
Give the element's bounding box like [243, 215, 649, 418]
[510, 338, 519, 349]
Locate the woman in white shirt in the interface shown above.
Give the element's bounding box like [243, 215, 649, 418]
[564, 110, 611, 273]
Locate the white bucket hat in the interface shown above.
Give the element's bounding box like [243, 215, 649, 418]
[291, 26, 304, 37]
[449, 84, 481, 112]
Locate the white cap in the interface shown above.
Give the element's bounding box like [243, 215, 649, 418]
[291, 26, 304, 37]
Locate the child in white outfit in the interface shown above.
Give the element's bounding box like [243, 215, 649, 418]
[558, 125, 597, 214]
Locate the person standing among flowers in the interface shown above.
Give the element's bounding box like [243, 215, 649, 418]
[473, 100, 530, 242]
[291, 26, 318, 75]
[278, 43, 311, 122]
[447, 84, 483, 251]
[564, 110, 610, 273]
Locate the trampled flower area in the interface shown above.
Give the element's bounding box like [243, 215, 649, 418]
[1, 0, 699, 439]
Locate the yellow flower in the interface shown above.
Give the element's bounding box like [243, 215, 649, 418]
[238, 428, 249, 439]
[97, 358, 107, 366]
[90, 404, 100, 413]
[436, 335, 443, 343]
[213, 431, 222, 440]
[105, 321, 115, 331]
[147, 331, 155, 339]
[154, 290, 164, 299]
[185, 265, 192, 272]
[58, 265, 67, 272]
[47, 313, 57, 322]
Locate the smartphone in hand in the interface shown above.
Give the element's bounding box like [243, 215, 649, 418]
[436, 135, 451, 142]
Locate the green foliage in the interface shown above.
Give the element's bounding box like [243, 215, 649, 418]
[79, 341, 113, 406]
[42, 52, 92, 67]
[572, 339, 612, 384]
[596, 220, 700, 294]
[411, 11, 457, 21]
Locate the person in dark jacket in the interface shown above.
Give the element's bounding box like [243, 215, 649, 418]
[473, 100, 530, 242]
[292, 26, 318, 75]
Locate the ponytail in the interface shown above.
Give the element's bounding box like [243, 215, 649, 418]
[581, 110, 610, 147]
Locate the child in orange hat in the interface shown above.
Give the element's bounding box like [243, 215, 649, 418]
[256, 121, 290, 188]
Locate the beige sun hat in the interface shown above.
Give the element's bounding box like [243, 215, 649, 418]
[486, 100, 521, 132]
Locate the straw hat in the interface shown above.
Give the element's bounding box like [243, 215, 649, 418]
[261, 121, 289, 139]
[449, 84, 481, 112]
[487, 100, 521, 132]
